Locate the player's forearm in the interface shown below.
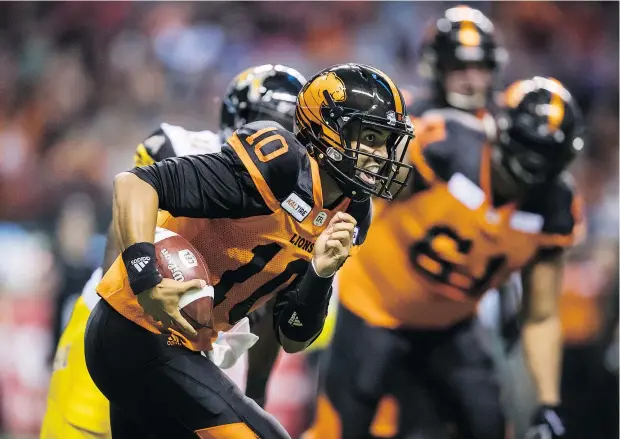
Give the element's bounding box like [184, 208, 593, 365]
[522, 314, 563, 405]
[275, 265, 333, 353]
[246, 303, 281, 406]
[246, 335, 280, 404]
[112, 172, 160, 250]
[102, 222, 120, 273]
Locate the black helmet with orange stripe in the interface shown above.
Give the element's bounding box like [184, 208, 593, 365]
[419, 5, 507, 111]
[295, 63, 414, 202]
[220, 64, 307, 142]
[494, 77, 585, 189]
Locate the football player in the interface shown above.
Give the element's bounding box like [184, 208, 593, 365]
[414, 6, 507, 114]
[40, 64, 306, 439]
[304, 76, 585, 439]
[84, 63, 414, 438]
[304, 7, 510, 438]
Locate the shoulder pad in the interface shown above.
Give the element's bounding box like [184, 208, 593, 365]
[522, 173, 585, 251]
[134, 127, 173, 167]
[539, 174, 585, 236]
[225, 121, 311, 209]
[410, 111, 487, 182]
[160, 123, 222, 156]
[134, 124, 222, 167]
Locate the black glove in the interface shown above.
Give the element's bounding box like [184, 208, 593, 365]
[525, 405, 566, 439]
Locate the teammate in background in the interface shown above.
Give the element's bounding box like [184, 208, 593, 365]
[305, 6, 509, 437]
[413, 5, 507, 117]
[85, 63, 414, 438]
[305, 74, 584, 439]
[40, 64, 306, 439]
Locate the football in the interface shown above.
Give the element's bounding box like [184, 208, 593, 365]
[154, 227, 214, 329]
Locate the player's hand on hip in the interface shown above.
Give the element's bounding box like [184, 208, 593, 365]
[137, 278, 206, 338]
[313, 212, 357, 277]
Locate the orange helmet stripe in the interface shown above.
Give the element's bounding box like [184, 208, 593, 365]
[503, 80, 526, 108]
[548, 90, 565, 132]
[459, 20, 481, 47]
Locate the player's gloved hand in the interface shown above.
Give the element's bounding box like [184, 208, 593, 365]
[313, 212, 357, 277]
[525, 405, 566, 439]
[137, 278, 206, 338]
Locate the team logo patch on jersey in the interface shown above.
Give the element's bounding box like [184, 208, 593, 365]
[313, 211, 328, 226]
[282, 192, 312, 222]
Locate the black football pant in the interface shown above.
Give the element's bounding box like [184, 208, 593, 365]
[311, 303, 505, 439]
[84, 300, 290, 439]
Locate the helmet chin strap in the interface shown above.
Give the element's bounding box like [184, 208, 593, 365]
[445, 91, 486, 111]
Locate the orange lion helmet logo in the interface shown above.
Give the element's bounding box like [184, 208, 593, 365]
[309, 71, 347, 108]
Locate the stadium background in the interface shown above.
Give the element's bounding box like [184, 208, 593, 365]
[0, 1, 617, 438]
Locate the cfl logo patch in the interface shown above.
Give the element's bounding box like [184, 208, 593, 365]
[178, 249, 198, 268]
[313, 212, 328, 226]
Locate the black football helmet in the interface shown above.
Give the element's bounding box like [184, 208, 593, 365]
[419, 5, 507, 111]
[295, 63, 414, 202]
[494, 76, 585, 189]
[220, 64, 307, 141]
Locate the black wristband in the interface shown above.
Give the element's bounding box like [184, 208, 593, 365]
[276, 263, 333, 343]
[296, 262, 334, 307]
[122, 242, 163, 295]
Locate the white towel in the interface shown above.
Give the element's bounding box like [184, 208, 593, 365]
[207, 317, 259, 369]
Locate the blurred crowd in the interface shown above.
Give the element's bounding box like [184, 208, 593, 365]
[0, 1, 617, 437]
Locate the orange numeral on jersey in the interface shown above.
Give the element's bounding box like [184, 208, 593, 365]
[409, 225, 506, 297]
[214, 242, 308, 324]
[247, 128, 289, 163]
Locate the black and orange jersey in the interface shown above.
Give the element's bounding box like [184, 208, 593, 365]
[338, 110, 584, 329]
[133, 123, 222, 167]
[97, 121, 372, 351]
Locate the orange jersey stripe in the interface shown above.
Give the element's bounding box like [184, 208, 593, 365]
[548, 91, 565, 132]
[228, 134, 280, 212]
